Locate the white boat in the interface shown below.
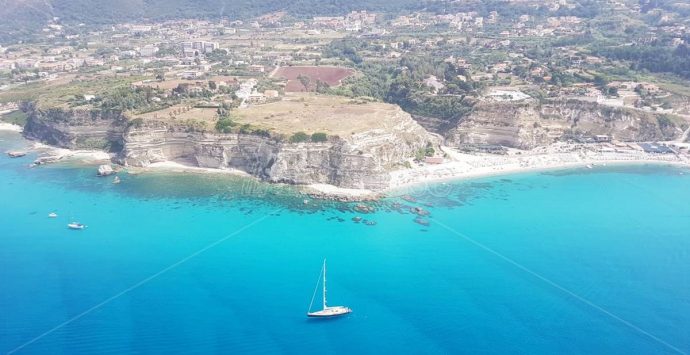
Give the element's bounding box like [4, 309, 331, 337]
[112, 176, 121, 184]
[307, 259, 352, 318]
[48, 212, 58, 218]
[67, 222, 86, 230]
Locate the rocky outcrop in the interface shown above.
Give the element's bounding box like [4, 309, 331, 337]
[97, 164, 114, 176]
[121, 113, 435, 190]
[445, 99, 684, 149]
[24, 108, 127, 152]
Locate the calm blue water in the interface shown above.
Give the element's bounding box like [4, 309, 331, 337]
[1, 130, 689, 354]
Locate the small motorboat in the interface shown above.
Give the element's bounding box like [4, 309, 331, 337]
[112, 176, 121, 184]
[67, 222, 86, 230]
[48, 212, 58, 218]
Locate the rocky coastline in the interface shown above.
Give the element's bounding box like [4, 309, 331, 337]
[14, 99, 690, 201]
[21, 106, 436, 192]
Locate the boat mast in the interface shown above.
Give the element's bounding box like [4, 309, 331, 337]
[323, 259, 327, 309]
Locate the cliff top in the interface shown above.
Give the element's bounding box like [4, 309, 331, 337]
[233, 94, 408, 136]
[133, 93, 410, 136]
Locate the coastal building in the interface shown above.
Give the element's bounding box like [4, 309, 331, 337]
[594, 135, 611, 143]
[140, 45, 159, 57]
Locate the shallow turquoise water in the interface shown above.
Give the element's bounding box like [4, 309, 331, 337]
[1, 130, 689, 354]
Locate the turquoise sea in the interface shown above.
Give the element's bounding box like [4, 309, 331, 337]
[1, 129, 689, 354]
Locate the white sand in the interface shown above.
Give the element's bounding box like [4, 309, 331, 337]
[0, 123, 23, 132]
[388, 144, 690, 192]
[31, 142, 111, 162]
[306, 183, 374, 197]
[146, 161, 250, 176]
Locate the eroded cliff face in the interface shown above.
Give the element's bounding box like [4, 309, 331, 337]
[24, 108, 127, 151]
[121, 111, 434, 190]
[446, 99, 682, 149]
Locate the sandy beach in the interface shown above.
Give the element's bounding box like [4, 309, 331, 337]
[30, 142, 112, 163]
[0, 123, 23, 132]
[144, 161, 251, 176]
[388, 143, 690, 194]
[17, 133, 690, 200]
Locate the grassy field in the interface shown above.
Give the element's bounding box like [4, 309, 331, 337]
[233, 93, 404, 136]
[134, 93, 406, 136]
[0, 74, 149, 108]
[134, 104, 218, 123]
[0, 110, 28, 126]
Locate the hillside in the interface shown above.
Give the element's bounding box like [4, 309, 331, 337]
[0, 0, 420, 42]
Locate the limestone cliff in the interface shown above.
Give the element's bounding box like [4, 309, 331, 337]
[445, 99, 683, 149]
[23, 106, 435, 190]
[122, 112, 434, 190]
[24, 107, 126, 152]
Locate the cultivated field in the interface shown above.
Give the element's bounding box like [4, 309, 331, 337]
[272, 66, 354, 92]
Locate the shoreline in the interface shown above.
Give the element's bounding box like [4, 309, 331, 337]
[11, 133, 690, 200]
[0, 122, 23, 132]
[387, 159, 689, 196]
[141, 161, 252, 177]
[386, 145, 689, 195]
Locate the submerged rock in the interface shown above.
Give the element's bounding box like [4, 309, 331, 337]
[7, 151, 27, 158]
[414, 217, 430, 226]
[31, 155, 62, 166]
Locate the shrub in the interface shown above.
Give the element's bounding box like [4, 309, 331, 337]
[128, 117, 144, 128]
[215, 118, 235, 133]
[289, 131, 309, 143]
[311, 132, 328, 142]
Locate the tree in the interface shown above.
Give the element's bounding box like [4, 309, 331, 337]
[297, 74, 311, 91]
[289, 131, 309, 143]
[311, 132, 328, 142]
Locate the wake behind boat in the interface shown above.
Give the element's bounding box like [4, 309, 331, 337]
[307, 259, 352, 318]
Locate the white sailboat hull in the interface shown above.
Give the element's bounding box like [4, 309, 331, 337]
[307, 306, 352, 318]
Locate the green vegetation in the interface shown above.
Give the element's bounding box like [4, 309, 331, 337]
[128, 117, 145, 128]
[215, 117, 236, 133]
[0, 76, 147, 108]
[414, 143, 436, 161]
[324, 54, 478, 123]
[289, 131, 310, 143]
[593, 44, 690, 80]
[0, 111, 28, 126]
[311, 132, 328, 142]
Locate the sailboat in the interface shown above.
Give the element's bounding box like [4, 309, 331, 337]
[307, 259, 352, 318]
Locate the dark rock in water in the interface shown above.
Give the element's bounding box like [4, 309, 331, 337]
[31, 155, 62, 166]
[352, 216, 362, 222]
[401, 195, 417, 203]
[7, 151, 27, 158]
[410, 207, 430, 216]
[414, 217, 430, 226]
[354, 204, 375, 214]
[364, 220, 377, 226]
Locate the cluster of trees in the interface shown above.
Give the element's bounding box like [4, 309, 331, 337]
[323, 44, 479, 122]
[289, 131, 328, 143]
[91, 86, 165, 112]
[594, 44, 690, 80]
